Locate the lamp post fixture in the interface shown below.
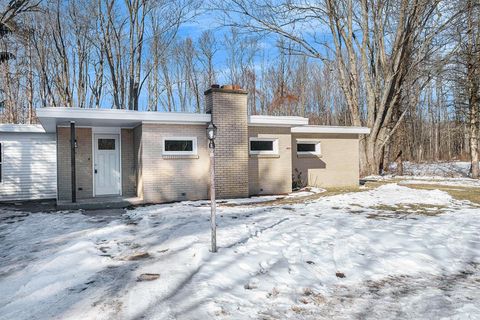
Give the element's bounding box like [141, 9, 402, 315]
[206, 122, 218, 252]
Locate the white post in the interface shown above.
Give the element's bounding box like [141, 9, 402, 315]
[209, 144, 217, 252]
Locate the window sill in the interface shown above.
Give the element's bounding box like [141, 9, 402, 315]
[297, 154, 322, 158]
[249, 154, 280, 158]
[162, 155, 199, 160]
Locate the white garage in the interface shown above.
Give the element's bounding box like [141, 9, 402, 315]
[0, 124, 57, 201]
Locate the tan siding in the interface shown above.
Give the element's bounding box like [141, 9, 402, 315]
[57, 127, 93, 200]
[292, 133, 360, 188]
[248, 127, 292, 195]
[141, 123, 210, 203]
[121, 129, 136, 197]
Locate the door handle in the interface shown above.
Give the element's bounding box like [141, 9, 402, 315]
[95, 169, 98, 174]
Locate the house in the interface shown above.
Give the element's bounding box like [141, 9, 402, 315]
[1, 85, 369, 207]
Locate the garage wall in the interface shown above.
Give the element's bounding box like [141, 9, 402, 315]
[0, 132, 57, 201]
[292, 133, 360, 188]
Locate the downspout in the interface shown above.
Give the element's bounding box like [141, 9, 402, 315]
[70, 121, 76, 203]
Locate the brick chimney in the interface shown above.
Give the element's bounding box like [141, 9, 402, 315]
[205, 85, 249, 198]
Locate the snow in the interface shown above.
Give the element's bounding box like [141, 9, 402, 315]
[1, 184, 479, 319]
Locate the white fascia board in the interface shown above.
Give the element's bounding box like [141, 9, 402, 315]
[291, 126, 371, 134]
[36, 107, 211, 132]
[248, 115, 309, 127]
[0, 124, 46, 133]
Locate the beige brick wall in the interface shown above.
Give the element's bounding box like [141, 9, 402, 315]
[133, 125, 143, 198]
[292, 133, 360, 188]
[121, 129, 136, 197]
[248, 127, 292, 195]
[57, 127, 93, 200]
[206, 88, 249, 198]
[141, 123, 210, 203]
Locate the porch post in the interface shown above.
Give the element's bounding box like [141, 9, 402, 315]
[70, 121, 76, 203]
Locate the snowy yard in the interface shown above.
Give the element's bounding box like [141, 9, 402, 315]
[1, 183, 479, 320]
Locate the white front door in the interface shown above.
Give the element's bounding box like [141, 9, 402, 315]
[94, 134, 121, 196]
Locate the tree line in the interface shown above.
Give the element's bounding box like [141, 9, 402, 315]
[0, 0, 479, 177]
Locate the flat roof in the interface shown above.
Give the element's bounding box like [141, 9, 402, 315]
[248, 115, 309, 127]
[37, 107, 212, 132]
[35, 108, 369, 134]
[291, 125, 371, 134]
[0, 124, 46, 133]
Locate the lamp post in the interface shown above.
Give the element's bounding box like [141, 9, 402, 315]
[206, 122, 218, 253]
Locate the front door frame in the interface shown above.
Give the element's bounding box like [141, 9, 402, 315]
[92, 127, 122, 197]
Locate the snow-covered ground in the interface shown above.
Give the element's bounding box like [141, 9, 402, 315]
[386, 161, 473, 178]
[1, 184, 479, 320]
[366, 161, 480, 188]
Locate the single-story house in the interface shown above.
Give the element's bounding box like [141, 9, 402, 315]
[0, 85, 369, 206]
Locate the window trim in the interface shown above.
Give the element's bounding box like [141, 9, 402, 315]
[296, 139, 321, 156]
[249, 137, 279, 155]
[162, 137, 198, 156]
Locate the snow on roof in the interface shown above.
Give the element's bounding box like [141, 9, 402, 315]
[248, 115, 309, 127]
[36, 107, 212, 133]
[291, 125, 370, 134]
[0, 124, 46, 133]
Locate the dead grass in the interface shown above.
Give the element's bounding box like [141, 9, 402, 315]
[224, 182, 388, 208]
[368, 203, 448, 216]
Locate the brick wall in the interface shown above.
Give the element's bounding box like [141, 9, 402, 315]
[292, 133, 360, 188]
[57, 127, 93, 200]
[205, 87, 249, 198]
[248, 126, 292, 195]
[141, 123, 210, 203]
[121, 129, 136, 197]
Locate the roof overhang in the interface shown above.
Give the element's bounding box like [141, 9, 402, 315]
[248, 115, 309, 127]
[0, 124, 46, 133]
[291, 125, 371, 134]
[36, 107, 212, 133]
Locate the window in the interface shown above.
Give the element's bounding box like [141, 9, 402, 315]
[98, 139, 116, 150]
[0, 143, 2, 183]
[296, 139, 321, 156]
[249, 138, 279, 155]
[163, 137, 197, 156]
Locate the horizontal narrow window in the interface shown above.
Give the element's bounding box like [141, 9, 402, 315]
[165, 140, 193, 152]
[296, 140, 321, 156]
[249, 138, 278, 155]
[163, 137, 197, 156]
[250, 140, 273, 151]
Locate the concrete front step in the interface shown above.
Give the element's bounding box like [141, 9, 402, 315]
[56, 197, 144, 210]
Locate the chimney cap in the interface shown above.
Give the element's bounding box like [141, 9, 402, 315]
[204, 84, 248, 95]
